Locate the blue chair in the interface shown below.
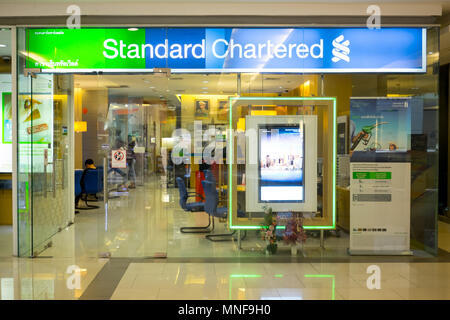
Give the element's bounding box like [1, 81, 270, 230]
[75, 170, 83, 213]
[201, 179, 245, 241]
[76, 169, 100, 210]
[177, 177, 211, 234]
[75, 170, 82, 198]
[84, 169, 102, 196]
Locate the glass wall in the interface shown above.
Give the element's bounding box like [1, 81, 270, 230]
[17, 29, 73, 257]
[15, 26, 440, 258]
[0, 27, 12, 257]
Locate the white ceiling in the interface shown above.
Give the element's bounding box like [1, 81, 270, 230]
[74, 73, 316, 105]
[74, 74, 314, 95]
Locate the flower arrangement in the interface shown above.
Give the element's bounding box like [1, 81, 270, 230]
[261, 206, 278, 254]
[282, 214, 307, 246]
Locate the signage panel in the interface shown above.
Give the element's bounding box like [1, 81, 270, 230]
[26, 27, 426, 73]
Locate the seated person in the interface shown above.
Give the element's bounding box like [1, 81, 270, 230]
[75, 159, 96, 209]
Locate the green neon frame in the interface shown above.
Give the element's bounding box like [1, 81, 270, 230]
[228, 96, 337, 230]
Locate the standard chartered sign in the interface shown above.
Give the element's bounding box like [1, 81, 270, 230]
[103, 38, 324, 60]
[26, 27, 426, 73]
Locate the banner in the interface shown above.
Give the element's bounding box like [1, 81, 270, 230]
[26, 27, 426, 73]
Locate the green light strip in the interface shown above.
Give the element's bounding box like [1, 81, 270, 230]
[304, 274, 336, 300]
[228, 96, 337, 231]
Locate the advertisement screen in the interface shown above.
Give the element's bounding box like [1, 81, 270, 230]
[258, 124, 304, 202]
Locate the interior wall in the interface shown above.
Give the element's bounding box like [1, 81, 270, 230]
[81, 89, 108, 166]
[74, 88, 83, 169]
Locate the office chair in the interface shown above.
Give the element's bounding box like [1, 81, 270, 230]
[75, 170, 99, 210]
[176, 177, 212, 234]
[201, 179, 245, 242]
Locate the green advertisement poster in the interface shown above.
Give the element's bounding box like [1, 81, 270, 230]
[26, 28, 146, 69]
[2, 92, 12, 144]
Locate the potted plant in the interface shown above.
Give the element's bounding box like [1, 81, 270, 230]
[261, 206, 278, 255]
[282, 213, 307, 256]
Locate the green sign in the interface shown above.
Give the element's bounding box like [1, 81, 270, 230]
[352, 172, 392, 179]
[26, 28, 146, 69]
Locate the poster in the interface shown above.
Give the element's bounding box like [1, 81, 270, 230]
[0, 74, 12, 172]
[350, 97, 411, 162]
[349, 162, 411, 255]
[17, 74, 54, 173]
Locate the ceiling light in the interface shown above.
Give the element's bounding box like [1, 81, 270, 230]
[128, 28, 139, 31]
[202, 91, 208, 94]
[0, 44, 6, 48]
[201, 87, 208, 90]
[149, 86, 155, 89]
[202, 80, 209, 83]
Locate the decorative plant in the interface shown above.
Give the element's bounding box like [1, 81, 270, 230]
[282, 214, 307, 246]
[261, 206, 278, 254]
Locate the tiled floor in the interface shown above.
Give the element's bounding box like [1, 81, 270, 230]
[108, 261, 450, 300]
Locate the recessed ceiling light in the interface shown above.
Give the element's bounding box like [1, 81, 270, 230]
[128, 28, 139, 31]
[201, 87, 208, 90]
[0, 44, 6, 48]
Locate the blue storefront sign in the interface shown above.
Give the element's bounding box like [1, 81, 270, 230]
[29, 27, 426, 73]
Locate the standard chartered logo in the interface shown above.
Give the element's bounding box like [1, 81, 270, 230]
[332, 35, 350, 63]
[102, 36, 354, 64]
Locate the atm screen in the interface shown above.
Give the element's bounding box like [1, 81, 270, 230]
[258, 124, 305, 202]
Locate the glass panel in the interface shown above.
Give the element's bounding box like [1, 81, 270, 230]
[0, 27, 12, 257]
[28, 73, 72, 256]
[17, 28, 32, 256]
[73, 73, 170, 257]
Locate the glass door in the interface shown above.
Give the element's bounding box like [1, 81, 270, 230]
[74, 73, 169, 258]
[17, 71, 72, 257]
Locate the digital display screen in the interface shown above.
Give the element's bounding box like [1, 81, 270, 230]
[258, 124, 305, 202]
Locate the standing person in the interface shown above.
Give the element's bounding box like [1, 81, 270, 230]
[127, 135, 137, 189]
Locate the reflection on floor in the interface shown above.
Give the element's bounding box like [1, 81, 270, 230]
[0, 226, 12, 257]
[0, 257, 107, 299]
[109, 261, 450, 300]
[439, 221, 450, 253]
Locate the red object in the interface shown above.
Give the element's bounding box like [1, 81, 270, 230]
[195, 170, 205, 202]
[82, 107, 88, 114]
